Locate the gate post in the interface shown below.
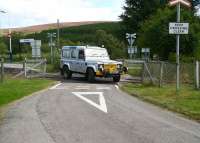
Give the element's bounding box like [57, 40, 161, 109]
[43, 59, 47, 77]
[1, 58, 4, 83]
[23, 58, 27, 78]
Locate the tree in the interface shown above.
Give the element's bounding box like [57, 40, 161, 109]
[95, 30, 126, 58]
[120, 0, 161, 33]
[0, 38, 8, 56]
[137, 7, 200, 61]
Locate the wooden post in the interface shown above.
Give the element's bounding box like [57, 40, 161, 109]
[196, 61, 199, 89]
[159, 62, 164, 87]
[1, 58, 4, 83]
[23, 58, 27, 78]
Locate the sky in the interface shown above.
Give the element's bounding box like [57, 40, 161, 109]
[0, 0, 125, 28]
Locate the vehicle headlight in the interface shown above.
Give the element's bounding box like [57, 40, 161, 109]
[98, 64, 104, 71]
[117, 64, 122, 69]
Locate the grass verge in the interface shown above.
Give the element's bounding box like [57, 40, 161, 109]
[0, 78, 55, 107]
[121, 83, 200, 122]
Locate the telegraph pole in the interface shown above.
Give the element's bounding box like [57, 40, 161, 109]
[9, 29, 12, 62]
[57, 19, 60, 50]
[48, 33, 56, 64]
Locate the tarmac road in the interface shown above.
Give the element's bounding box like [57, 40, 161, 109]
[0, 76, 200, 143]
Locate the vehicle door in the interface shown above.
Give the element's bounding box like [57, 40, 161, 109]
[61, 49, 70, 67]
[77, 49, 87, 73]
[70, 48, 78, 72]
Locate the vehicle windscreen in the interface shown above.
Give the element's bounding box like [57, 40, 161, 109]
[85, 48, 110, 60]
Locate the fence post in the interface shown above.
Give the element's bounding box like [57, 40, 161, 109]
[141, 62, 145, 83]
[159, 62, 164, 87]
[1, 58, 4, 83]
[196, 61, 199, 89]
[43, 59, 47, 77]
[23, 58, 27, 78]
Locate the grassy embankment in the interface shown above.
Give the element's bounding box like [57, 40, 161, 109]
[0, 78, 55, 107]
[121, 83, 200, 122]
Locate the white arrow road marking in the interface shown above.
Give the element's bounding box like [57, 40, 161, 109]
[72, 92, 108, 113]
[50, 83, 62, 90]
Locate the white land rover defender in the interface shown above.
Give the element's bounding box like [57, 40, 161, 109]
[60, 46, 125, 82]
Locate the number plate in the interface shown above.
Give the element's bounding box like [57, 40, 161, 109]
[104, 64, 117, 73]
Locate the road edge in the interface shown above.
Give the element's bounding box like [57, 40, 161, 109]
[118, 82, 200, 123]
[0, 81, 60, 125]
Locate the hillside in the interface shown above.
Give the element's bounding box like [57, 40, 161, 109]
[7, 22, 126, 59]
[24, 22, 124, 43]
[2, 21, 112, 35]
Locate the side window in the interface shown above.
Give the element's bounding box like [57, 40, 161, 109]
[62, 50, 70, 58]
[78, 50, 85, 60]
[71, 49, 77, 59]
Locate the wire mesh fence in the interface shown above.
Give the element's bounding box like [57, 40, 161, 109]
[124, 60, 200, 88]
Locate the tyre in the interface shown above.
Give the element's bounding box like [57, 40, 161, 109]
[113, 75, 121, 82]
[63, 66, 72, 79]
[87, 68, 95, 82]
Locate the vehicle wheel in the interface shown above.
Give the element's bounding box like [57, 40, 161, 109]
[87, 68, 95, 82]
[60, 68, 64, 76]
[63, 66, 72, 79]
[113, 75, 121, 82]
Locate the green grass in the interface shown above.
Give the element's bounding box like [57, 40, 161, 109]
[128, 67, 142, 77]
[121, 83, 200, 121]
[0, 78, 55, 107]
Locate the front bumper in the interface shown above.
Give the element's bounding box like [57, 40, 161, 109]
[96, 70, 121, 78]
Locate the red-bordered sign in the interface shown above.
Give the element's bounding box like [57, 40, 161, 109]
[169, 0, 191, 7]
[7, 33, 11, 38]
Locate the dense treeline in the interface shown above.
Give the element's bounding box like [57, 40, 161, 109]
[120, 0, 200, 61]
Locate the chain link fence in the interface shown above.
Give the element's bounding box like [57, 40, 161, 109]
[124, 60, 200, 88]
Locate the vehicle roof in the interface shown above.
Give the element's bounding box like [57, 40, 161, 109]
[62, 46, 106, 50]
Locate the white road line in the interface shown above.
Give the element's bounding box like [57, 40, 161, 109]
[115, 85, 119, 90]
[96, 87, 111, 90]
[75, 87, 90, 90]
[72, 92, 107, 113]
[75, 86, 90, 90]
[50, 83, 62, 90]
[52, 87, 68, 90]
[76, 86, 90, 88]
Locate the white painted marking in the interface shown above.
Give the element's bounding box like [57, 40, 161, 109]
[72, 92, 107, 113]
[76, 86, 90, 88]
[115, 85, 119, 90]
[75, 86, 90, 90]
[53, 87, 68, 90]
[50, 83, 62, 90]
[96, 87, 111, 90]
